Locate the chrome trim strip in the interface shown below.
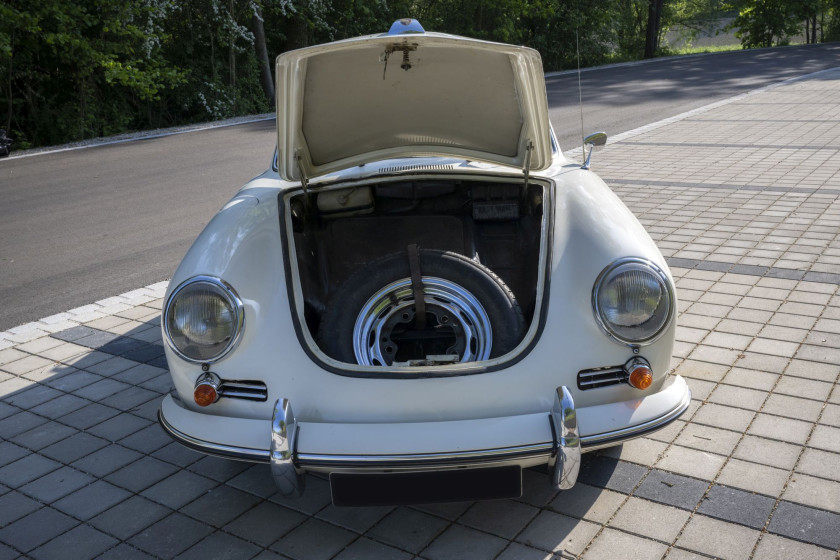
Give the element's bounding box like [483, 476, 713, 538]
[220, 389, 267, 400]
[578, 367, 623, 376]
[217, 380, 268, 401]
[222, 381, 267, 390]
[297, 442, 554, 469]
[579, 377, 625, 387]
[577, 366, 626, 390]
[378, 164, 455, 174]
[157, 409, 268, 463]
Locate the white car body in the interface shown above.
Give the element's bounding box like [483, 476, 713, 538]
[159, 20, 690, 505]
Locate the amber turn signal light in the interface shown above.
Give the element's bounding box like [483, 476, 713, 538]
[194, 384, 218, 406]
[623, 357, 653, 390]
[628, 366, 653, 390]
[193, 372, 221, 406]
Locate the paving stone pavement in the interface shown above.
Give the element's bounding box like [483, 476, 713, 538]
[1, 69, 840, 560]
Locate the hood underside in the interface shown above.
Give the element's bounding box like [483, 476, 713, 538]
[276, 32, 552, 182]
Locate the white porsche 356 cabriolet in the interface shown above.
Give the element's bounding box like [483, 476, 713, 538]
[158, 19, 691, 506]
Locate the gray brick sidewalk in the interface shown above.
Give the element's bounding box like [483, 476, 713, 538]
[1, 69, 839, 559]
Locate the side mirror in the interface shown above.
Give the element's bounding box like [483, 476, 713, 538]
[581, 131, 607, 170]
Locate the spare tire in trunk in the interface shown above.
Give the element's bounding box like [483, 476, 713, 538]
[317, 249, 526, 366]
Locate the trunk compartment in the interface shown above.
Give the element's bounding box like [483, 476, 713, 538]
[286, 175, 549, 368]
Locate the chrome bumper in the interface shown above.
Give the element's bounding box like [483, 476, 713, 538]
[267, 385, 580, 498]
[158, 380, 692, 499]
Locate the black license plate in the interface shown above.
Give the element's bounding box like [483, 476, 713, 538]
[330, 466, 522, 507]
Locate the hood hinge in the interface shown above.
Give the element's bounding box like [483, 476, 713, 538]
[522, 140, 534, 191]
[295, 150, 309, 194]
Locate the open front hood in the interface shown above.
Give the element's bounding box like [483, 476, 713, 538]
[275, 28, 552, 183]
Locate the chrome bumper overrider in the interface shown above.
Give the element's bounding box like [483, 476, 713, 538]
[550, 386, 580, 490]
[158, 381, 691, 498]
[271, 398, 306, 498]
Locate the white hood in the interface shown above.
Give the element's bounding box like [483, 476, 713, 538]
[275, 29, 552, 182]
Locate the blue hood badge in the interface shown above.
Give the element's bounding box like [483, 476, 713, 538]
[387, 19, 425, 35]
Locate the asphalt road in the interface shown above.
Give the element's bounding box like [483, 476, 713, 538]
[2, 43, 839, 331]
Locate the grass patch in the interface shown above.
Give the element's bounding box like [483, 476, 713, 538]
[667, 44, 744, 55]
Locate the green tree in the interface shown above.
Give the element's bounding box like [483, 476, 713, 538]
[16, 0, 831, 151]
[159, 0, 270, 121]
[826, 0, 840, 40]
[611, 0, 649, 59]
[729, 0, 806, 47]
[658, 0, 728, 50]
[0, 0, 186, 147]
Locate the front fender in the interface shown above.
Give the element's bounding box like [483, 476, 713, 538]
[164, 178, 295, 418]
[538, 165, 676, 407]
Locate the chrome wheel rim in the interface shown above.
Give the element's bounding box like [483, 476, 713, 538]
[352, 277, 492, 366]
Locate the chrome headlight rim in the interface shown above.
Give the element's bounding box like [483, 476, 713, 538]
[592, 257, 674, 347]
[163, 275, 245, 364]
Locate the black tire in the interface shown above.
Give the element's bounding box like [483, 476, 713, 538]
[318, 249, 526, 365]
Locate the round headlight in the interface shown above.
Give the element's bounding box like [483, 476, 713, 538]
[593, 258, 673, 346]
[164, 276, 244, 363]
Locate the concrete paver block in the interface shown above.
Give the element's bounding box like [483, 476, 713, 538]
[610, 496, 690, 542]
[633, 469, 708, 510]
[269, 518, 356, 560]
[515, 510, 600, 556]
[676, 514, 760, 560]
[365, 507, 449, 554]
[767, 501, 840, 550]
[169, 532, 262, 560]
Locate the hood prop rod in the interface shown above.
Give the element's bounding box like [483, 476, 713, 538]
[295, 151, 313, 210]
[522, 141, 533, 196]
[295, 151, 309, 195]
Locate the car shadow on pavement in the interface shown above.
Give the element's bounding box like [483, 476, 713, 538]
[51, 324, 168, 370]
[0, 319, 615, 558]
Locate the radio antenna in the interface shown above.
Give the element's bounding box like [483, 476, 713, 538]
[576, 28, 585, 163]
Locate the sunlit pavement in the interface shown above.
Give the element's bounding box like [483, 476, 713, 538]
[1, 69, 839, 559]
